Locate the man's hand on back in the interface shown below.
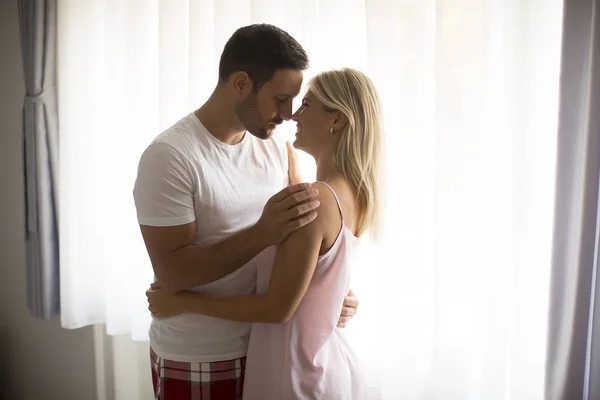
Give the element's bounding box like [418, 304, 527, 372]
[255, 183, 320, 246]
[337, 289, 359, 328]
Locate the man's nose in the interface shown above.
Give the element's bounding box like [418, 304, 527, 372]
[281, 102, 294, 120]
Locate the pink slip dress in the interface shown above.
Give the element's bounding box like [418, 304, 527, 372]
[242, 182, 368, 399]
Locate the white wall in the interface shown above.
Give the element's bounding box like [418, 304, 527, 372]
[0, 2, 97, 399]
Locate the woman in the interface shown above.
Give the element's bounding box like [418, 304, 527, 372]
[147, 68, 383, 399]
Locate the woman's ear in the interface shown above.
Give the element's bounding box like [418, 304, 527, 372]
[333, 111, 349, 132]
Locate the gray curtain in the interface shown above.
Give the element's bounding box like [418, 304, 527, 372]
[545, 0, 600, 399]
[18, 0, 59, 320]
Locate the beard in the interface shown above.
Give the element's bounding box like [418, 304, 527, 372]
[234, 95, 281, 140]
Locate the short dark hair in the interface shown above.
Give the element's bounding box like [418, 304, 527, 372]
[218, 24, 309, 90]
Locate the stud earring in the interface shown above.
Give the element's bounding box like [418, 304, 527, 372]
[329, 128, 335, 135]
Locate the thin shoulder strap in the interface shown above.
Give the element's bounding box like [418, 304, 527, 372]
[316, 181, 344, 224]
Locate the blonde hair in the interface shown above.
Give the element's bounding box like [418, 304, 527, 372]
[309, 68, 385, 240]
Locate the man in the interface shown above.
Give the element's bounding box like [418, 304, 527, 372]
[134, 24, 358, 399]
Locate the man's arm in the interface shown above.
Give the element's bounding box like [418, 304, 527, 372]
[147, 204, 324, 321]
[147, 195, 359, 324]
[134, 142, 320, 293]
[140, 222, 261, 292]
[140, 183, 320, 293]
[147, 184, 363, 325]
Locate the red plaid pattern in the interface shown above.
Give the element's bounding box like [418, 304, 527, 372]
[150, 348, 246, 400]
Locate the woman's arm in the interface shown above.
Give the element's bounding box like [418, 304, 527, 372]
[147, 207, 326, 323]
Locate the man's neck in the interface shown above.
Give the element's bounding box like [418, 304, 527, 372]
[194, 90, 246, 145]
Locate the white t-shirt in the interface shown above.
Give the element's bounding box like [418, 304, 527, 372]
[133, 112, 288, 362]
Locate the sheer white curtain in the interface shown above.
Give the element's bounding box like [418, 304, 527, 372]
[57, 0, 564, 398]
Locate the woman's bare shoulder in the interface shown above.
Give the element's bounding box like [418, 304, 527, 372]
[310, 182, 345, 238]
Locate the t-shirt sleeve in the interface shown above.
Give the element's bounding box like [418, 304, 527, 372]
[133, 142, 196, 227]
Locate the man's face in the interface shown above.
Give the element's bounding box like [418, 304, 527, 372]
[235, 69, 303, 139]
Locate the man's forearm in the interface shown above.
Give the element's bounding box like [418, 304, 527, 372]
[158, 225, 268, 292]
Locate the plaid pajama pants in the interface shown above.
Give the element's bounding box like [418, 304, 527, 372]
[150, 348, 246, 400]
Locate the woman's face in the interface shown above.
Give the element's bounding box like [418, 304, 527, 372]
[291, 90, 336, 156]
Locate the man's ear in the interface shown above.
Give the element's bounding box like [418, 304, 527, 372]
[230, 71, 253, 100]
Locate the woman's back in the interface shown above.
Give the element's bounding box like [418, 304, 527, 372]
[242, 181, 367, 400]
